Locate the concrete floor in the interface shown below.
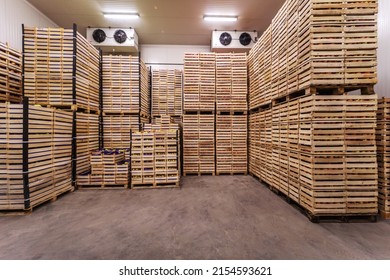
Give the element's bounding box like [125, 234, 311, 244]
[0, 176, 389, 260]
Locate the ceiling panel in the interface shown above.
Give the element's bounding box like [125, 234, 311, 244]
[27, 0, 285, 45]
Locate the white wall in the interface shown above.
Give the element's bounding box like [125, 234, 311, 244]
[0, 0, 57, 51]
[377, 0, 390, 98]
[140, 44, 210, 71]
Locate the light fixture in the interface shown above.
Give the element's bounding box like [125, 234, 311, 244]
[203, 15, 238, 22]
[104, 13, 139, 19]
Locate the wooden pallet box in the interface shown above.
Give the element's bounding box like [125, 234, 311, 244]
[152, 69, 182, 116]
[0, 102, 73, 212]
[23, 26, 100, 111]
[0, 43, 22, 103]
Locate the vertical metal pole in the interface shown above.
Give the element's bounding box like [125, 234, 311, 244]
[72, 23, 77, 105]
[72, 111, 77, 189]
[149, 66, 152, 119]
[99, 50, 103, 149]
[22, 24, 25, 99]
[22, 97, 31, 209]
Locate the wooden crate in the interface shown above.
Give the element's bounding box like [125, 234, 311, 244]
[103, 114, 141, 149]
[76, 112, 99, 174]
[183, 53, 215, 111]
[248, 26, 272, 109]
[183, 114, 215, 175]
[131, 130, 180, 188]
[0, 102, 73, 212]
[102, 55, 149, 116]
[0, 42, 22, 103]
[216, 114, 247, 175]
[23, 26, 100, 112]
[152, 69, 182, 116]
[216, 53, 248, 112]
[248, 0, 378, 110]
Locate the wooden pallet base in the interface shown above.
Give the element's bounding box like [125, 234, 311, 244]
[306, 213, 377, 224]
[131, 182, 180, 189]
[183, 172, 215, 176]
[216, 172, 248, 176]
[251, 84, 376, 112]
[250, 173, 378, 223]
[77, 184, 128, 190]
[380, 210, 390, 220]
[0, 188, 74, 216]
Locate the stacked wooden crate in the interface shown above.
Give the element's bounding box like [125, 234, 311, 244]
[183, 114, 215, 175]
[102, 55, 149, 150]
[22, 26, 101, 188]
[23, 26, 100, 112]
[145, 115, 180, 131]
[248, 0, 379, 220]
[76, 112, 99, 174]
[131, 130, 180, 189]
[151, 69, 182, 117]
[183, 53, 215, 175]
[0, 102, 73, 213]
[215, 53, 248, 175]
[248, 0, 378, 107]
[77, 149, 129, 188]
[184, 53, 216, 111]
[377, 98, 390, 219]
[0, 43, 22, 103]
[250, 95, 378, 217]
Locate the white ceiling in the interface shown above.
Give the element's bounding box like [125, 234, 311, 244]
[27, 0, 285, 45]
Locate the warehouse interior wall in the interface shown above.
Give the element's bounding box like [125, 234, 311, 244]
[140, 44, 210, 70]
[377, 0, 389, 98]
[0, 0, 57, 51]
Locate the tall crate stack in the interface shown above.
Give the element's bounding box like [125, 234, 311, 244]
[0, 43, 22, 103]
[377, 98, 390, 219]
[216, 53, 248, 175]
[248, 0, 379, 220]
[102, 55, 150, 150]
[183, 53, 215, 175]
[22, 25, 101, 188]
[0, 101, 73, 213]
[151, 69, 182, 118]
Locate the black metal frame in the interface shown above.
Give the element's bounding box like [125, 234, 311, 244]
[21, 24, 25, 99]
[99, 50, 104, 149]
[22, 97, 30, 209]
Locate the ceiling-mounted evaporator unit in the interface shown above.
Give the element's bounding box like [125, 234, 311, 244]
[211, 30, 258, 53]
[86, 27, 139, 53]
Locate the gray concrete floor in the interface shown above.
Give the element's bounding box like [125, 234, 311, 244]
[0, 176, 389, 260]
